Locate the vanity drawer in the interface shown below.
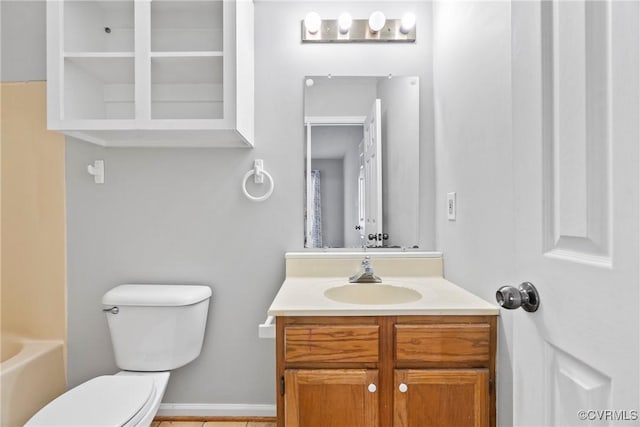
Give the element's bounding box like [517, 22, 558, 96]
[285, 325, 379, 363]
[395, 324, 490, 364]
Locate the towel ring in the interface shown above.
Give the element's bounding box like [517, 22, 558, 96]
[242, 160, 274, 202]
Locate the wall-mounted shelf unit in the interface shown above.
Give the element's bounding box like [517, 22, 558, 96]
[47, 0, 254, 148]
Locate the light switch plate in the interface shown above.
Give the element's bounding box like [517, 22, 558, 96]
[447, 192, 456, 221]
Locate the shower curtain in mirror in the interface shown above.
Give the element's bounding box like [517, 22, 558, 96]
[309, 170, 322, 247]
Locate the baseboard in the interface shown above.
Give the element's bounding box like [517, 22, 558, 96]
[154, 416, 276, 423]
[157, 403, 277, 417]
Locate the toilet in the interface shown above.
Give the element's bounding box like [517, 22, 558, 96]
[25, 284, 212, 427]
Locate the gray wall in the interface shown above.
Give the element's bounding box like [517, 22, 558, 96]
[310, 158, 344, 247]
[432, 2, 514, 425]
[2, 1, 435, 405]
[0, 1, 46, 82]
[304, 77, 377, 117]
[309, 125, 362, 248]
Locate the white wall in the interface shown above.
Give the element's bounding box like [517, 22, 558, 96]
[2, 0, 436, 407]
[432, 1, 514, 425]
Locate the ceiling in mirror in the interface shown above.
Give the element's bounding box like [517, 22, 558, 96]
[304, 75, 420, 249]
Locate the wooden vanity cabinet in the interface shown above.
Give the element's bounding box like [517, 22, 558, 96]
[276, 315, 497, 427]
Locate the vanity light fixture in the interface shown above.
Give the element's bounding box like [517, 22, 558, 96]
[338, 12, 352, 34]
[400, 12, 416, 34]
[368, 11, 386, 33]
[301, 11, 416, 43]
[304, 11, 322, 35]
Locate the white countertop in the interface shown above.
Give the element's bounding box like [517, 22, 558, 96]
[267, 275, 499, 317]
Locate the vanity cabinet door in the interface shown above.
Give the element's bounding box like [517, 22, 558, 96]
[393, 369, 489, 427]
[284, 369, 379, 427]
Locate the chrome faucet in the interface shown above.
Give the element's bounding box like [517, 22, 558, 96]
[349, 256, 382, 283]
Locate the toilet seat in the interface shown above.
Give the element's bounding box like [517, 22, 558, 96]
[25, 375, 156, 427]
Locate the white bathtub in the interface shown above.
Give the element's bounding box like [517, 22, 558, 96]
[0, 335, 66, 427]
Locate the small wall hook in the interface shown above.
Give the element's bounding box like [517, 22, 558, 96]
[253, 159, 265, 184]
[87, 160, 104, 184]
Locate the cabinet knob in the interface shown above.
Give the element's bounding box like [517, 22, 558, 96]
[368, 383, 377, 393]
[398, 383, 408, 393]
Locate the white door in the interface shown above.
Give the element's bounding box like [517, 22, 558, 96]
[511, 2, 639, 426]
[363, 99, 383, 246]
[358, 139, 366, 242]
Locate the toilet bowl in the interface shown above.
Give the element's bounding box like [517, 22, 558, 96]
[25, 284, 211, 427]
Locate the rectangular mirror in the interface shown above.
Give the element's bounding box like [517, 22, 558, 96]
[304, 75, 420, 249]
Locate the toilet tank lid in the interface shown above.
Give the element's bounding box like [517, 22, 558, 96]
[102, 284, 212, 307]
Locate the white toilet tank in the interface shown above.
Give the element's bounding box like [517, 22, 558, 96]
[102, 284, 212, 371]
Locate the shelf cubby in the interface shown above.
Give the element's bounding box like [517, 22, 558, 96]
[151, 1, 223, 53]
[64, 0, 134, 54]
[64, 56, 134, 120]
[148, 1, 224, 120]
[151, 56, 223, 120]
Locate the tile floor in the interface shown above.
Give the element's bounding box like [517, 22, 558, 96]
[152, 422, 276, 427]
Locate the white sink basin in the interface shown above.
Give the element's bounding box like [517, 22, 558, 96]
[324, 284, 422, 305]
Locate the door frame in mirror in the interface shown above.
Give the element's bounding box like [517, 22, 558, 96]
[304, 116, 366, 249]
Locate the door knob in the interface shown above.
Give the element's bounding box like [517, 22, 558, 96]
[368, 233, 389, 241]
[496, 282, 540, 312]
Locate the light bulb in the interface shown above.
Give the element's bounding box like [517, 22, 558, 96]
[400, 12, 416, 34]
[304, 12, 321, 35]
[368, 11, 386, 33]
[338, 12, 352, 34]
